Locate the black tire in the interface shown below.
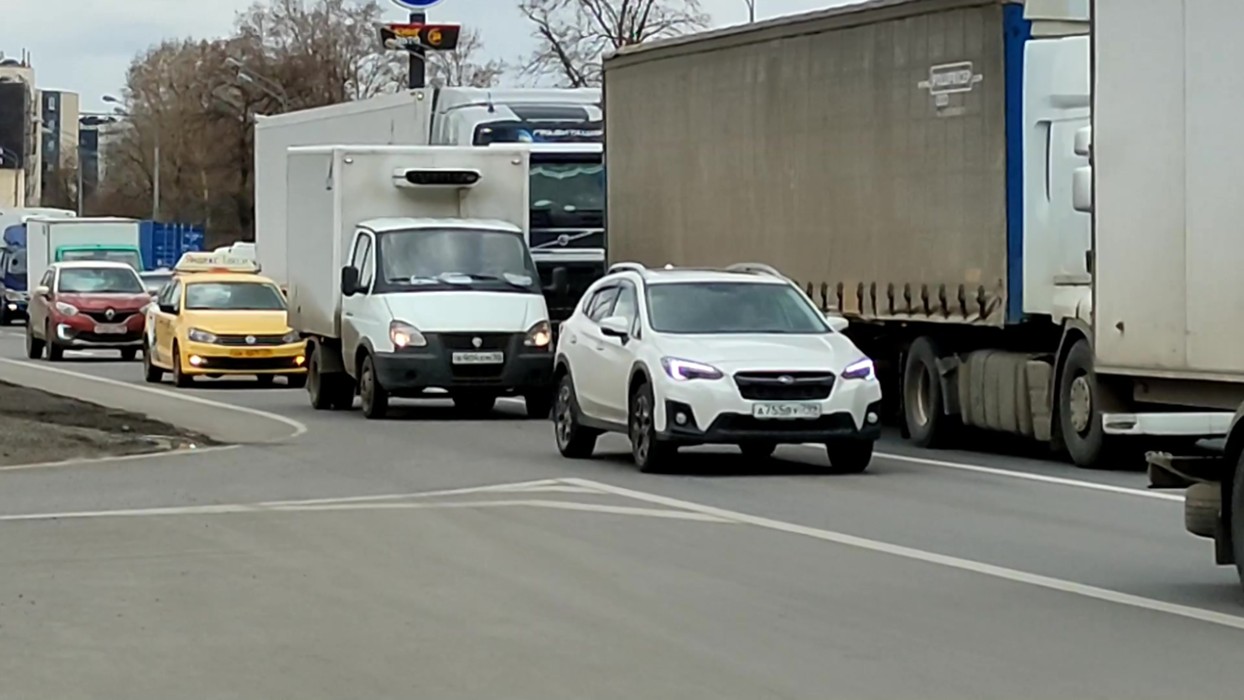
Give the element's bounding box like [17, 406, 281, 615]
[553, 373, 599, 459]
[629, 380, 675, 473]
[307, 347, 354, 410]
[902, 336, 955, 447]
[739, 441, 777, 459]
[524, 389, 555, 420]
[1057, 338, 1123, 469]
[171, 343, 192, 387]
[1185, 482, 1219, 539]
[453, 392, 496, 416]
[826, 439, 874, 474]
[255, 374, 275, 387]
[358, 353, 389, 419]
[45, 322, 64, 362]
[1231, 452, 1244, 590]
[24, 327, 43, 359]
[286, 373, 307, 389]
[142, 343, 163, 383]
[120, 347, 138, 362]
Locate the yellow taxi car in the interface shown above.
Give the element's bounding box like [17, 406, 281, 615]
[142, 252, 307, 388]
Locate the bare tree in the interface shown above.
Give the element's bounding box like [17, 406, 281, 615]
[425, 27, 507, 88]
[518, 0, 709, 86]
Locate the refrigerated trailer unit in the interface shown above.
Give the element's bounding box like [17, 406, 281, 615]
[602, 0, 1230, 471]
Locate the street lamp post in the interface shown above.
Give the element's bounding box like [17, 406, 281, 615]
[223, 58, 289, 112]
[102, 95, 160, 220]
[744, 0, 756, 22]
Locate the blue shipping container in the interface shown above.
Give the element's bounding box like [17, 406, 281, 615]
[138, 221, 205, 270]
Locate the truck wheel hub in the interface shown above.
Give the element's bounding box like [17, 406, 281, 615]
[1069, 375, 1093, 434]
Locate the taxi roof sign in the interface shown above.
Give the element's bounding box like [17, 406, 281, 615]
[174, 251, 261, 274]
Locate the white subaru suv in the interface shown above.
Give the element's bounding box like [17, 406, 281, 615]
[552, 262, 883, 472]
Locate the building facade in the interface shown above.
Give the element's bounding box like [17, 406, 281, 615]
[0, 52, 40, 208]
[38, 89, 80, 205]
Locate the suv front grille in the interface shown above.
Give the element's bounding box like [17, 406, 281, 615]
[733, 371, 835, 401]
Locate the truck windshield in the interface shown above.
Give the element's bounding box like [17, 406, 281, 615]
[646, 282, 831, 335]
[530, 157, 604, 229]
[57, 267, 145, 294]
[377, 228, 540, 294]
[185, 282, 286, 311]
[59, 249, 142, 270]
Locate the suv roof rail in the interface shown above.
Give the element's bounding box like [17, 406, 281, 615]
[608, 261, 647, 276]
[726, 262, 789, 280]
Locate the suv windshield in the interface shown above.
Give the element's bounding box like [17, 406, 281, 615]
[185, 281, 286, 311]
[377, 228, 540, 294]
[59, 249, 142, 270]
[57, 267, 144, 294]
[647, 282, 830, 335]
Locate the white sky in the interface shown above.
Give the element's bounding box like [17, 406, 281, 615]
[0, 0, 854, 114]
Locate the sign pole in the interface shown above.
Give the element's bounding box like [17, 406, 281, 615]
[408, 11, 427, 88]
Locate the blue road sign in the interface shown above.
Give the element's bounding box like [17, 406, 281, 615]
[390, 0, 444, 10]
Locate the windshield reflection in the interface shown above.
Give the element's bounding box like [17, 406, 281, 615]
[377, 229, 539, 293]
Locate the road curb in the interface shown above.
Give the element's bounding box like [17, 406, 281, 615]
[0, 358, 306, 445]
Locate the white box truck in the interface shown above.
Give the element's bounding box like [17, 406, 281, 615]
[25, 217, 143, 287]
[284, 145, 562, 420]
[1074, 0, 1244, 590]
[253, 87, 604, 330]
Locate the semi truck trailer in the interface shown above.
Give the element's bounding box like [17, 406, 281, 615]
[602, 0, 1223, 470]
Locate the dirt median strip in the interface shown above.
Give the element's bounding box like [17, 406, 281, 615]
[0, 380, 215, 467]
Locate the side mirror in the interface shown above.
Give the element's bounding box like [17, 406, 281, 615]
[1074, 125, 1092, 158]
[340, 266, 361, 296]
[544, 266, 569, 296]
[599, 315, 630, 339]
[158, 303, 177, 314]
[1072, 165, 1092, 213]
[34, 285, 49, 298]
[824, 313, 850, 333]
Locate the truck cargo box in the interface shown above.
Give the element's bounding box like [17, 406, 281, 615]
[603, 0, 1025, 326]
[1091, 0, 1244, 381]
[254, 91, 433, 285]
[137, 221, 204, 271]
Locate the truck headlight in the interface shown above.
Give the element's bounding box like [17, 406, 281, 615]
[390, 320, 427, 349]
[187, 328, 218, 343]
[524, 320, 552, 348]
[3, 290, 24, 302]
[53, 301, 78, 316]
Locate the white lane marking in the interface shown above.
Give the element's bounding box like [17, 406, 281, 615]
[0, 444, 239, 472]
[564, 478, 1244, 632]
[0, 496, 733, 524]
[787, 443, 1183, 503]
[0, 357, 307, 439]
[253, 478, 571, 506]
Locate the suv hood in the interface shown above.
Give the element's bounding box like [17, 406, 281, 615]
[57, 292, 151, 311]
[654, 333, 864, 371]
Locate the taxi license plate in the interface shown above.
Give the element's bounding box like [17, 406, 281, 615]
[752, 402, 822, 420]
[93, 323, 126, 334]
[452, 351, 504, 365]
[230, 348, 273, 358]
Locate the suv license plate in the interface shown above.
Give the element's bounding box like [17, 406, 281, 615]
[752, 402, 822, 420]
[452, 351, 504, 365]
[94, 323, 127, 334]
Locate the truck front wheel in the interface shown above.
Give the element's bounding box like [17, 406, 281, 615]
[358, 354, 389, 420]
[1057, 338, 1122, 469]
[902, 336, 956, 447]
[1232, 453, 1244, 590]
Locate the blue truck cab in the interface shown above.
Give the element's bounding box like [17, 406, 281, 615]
[0, 224, 27, 324]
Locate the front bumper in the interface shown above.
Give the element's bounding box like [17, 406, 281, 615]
[371, 331, 554, 396]
[653, 372, 883, 445]
[54, 316, 145, 348]
[180, 340, 308, 375]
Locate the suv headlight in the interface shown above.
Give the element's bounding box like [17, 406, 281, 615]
[841, 358, 875, 380]
[53, 301, 78, 316]
[187, 328, 218, 343]
[390, 320, 427, 349]
[524, 320, 552, 348]
[660, 357, 724, 381]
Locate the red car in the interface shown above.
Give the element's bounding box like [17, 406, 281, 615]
[25, 261, 150, 361]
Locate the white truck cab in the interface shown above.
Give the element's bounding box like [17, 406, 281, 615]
[282, 145, 565, 420]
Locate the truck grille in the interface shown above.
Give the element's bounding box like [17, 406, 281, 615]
[733, 371, 835, 401]
[439, 333, 513, 351]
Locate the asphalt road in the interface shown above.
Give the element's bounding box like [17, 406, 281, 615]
[1, 330, 1242, 699]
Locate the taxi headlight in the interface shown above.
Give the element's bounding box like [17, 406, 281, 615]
[187, 327, 218, 343]
[281, 330, 301, 344]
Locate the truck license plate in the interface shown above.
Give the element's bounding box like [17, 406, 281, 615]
[93, 323, 126, 334]
[452, 351, 504, 365]
[752, 402, 822, 420]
